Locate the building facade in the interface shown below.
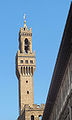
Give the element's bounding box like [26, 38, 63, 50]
[16, 15, 45, 120]
[42, 2, 72, 120]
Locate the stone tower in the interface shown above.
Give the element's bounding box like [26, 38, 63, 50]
[16, 15, 45, 120]
[16, 15, 35, 113]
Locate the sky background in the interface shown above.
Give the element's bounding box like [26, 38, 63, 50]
[0, 0, 71, 120]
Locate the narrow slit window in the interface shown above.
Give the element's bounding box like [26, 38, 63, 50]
[26, 81, 28, 83]
[27, 91, 29, 94]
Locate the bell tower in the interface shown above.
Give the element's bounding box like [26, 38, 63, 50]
[16, 15, 36, 114]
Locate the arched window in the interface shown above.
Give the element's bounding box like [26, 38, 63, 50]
[24, 38, 30, 53]
[31, 67, 33, 75]
[21, 67, 22, 74]
[31, 115, 34, 120]
[39, 115, 42, 120]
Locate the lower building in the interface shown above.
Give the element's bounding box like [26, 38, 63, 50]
[17, 104, 44, 120]
[42, 2, 72, 120]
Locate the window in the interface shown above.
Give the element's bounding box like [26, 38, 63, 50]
[39, 115, 42, 120]
[30, 60, 33, 64]
[24, 38, 30, 53]
[31, 115, 34, 120]
[20, 60, 23, 63]
[25, 60, 28, 64]
[27, 91, 29, 94]
[26, 81, 28, 83]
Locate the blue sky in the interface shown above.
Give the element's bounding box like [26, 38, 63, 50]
[0, 0, 71, 120]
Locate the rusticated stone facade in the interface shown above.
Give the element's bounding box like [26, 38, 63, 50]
[42, 2, 72, 120]
[16, 15, 45, 120]
[48, 55, 72, 120]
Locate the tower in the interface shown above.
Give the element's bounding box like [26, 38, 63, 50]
[16, 15, 45, 120]
[16, 15, 36, 114]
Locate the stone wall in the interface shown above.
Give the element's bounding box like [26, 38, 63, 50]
[48, 54, 72, 120]
[17, 104, 45, 120]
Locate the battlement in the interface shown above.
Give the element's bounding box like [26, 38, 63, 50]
[24, 104, 45, 111]
[20, 27, 32, 35]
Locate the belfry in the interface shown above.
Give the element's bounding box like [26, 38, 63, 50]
[16, 15, 45, 120]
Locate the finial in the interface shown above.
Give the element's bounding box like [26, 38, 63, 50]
[24, 14, 26, 24]
[24, 14, 25, 21]
[23, 14, 27, 29]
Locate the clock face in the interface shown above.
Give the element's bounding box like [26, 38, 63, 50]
[24, 38, 30, 53]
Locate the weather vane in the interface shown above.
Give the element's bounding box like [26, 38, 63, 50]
[24, 14, 25, 20]
[24, 14, 26, 24]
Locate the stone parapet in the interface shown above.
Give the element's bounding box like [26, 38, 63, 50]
[17, 104, 45, 120]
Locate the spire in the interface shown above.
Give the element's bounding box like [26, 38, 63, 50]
[24, 14, 27, 28]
